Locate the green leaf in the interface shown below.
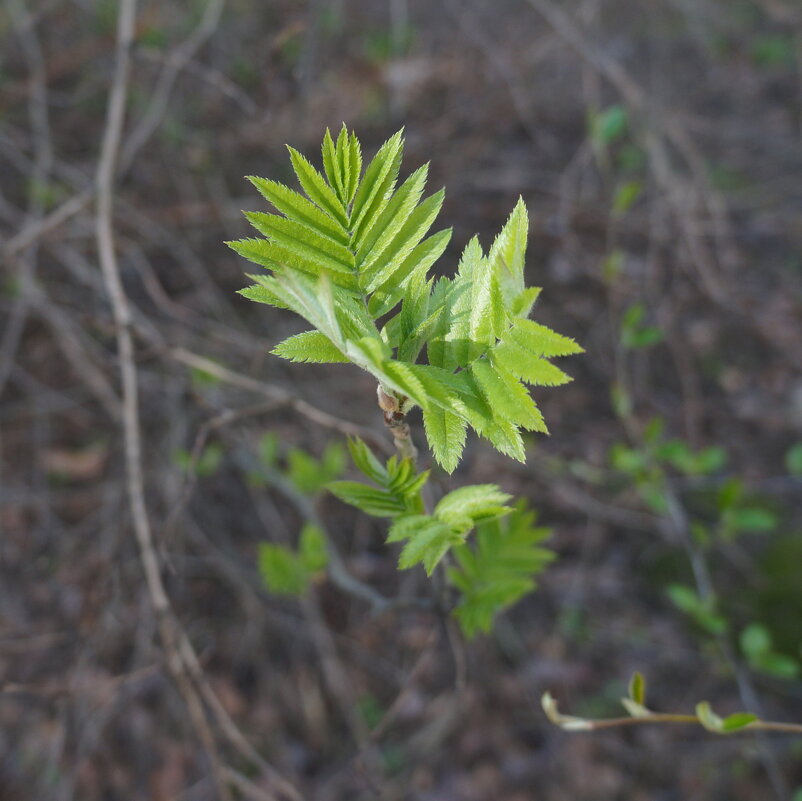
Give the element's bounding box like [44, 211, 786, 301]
[621, 303, 662, 349]
[287, 145, 348, 226]
[590, 104, 628, 147]
[612, 179, 642, 214]
[435, 484, 512, 524]
[785, 442, 802, 476]
[449, 504, 553, 637]
[752, 652, 800, 679]
[386, 513, 430, 543]
[247, 175, 349, 245]
[361, 189, 445, 293]
[174, 444, 223, 477]
[696, 704, 759, 734]
[347, 437, 389, 485]
[345, 129, 362, 203]
[668, 584, 727, 635]
[471, 358, 547, 433]
[725, 506, 778, 534]
[322, 127, 346, 204]
[229, 237, 359, 291]
[721, 712, 759, 733]
[717, 477, 743, 511]
[356, 163, 428, 269]
[237, 275, 290, 309]
[397, 517, 460, 575]
[386, 458, 429, 498]
[628, 671, 646, 705]
[259, 543, 308, 596]
[244, 211, 355, 274]
[691, 446, 728, 475]
[490, 340, 572, 387]
[422, 405, 467, 474]
[621, 698, 651, 718]
[507, 317, 584, 358]
[299, 523, 329, 572]
[259, 432, 279, 468]
[288, 448, 325, 494]
[327, 480, 407, 517]
[488, 197, 528, 306]
[272, 330, 349, 363]
[372, 228, 451, 322]
[350, 129, 404, 243]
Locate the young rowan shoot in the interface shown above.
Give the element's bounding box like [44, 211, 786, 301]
[230, 126, 581, 635]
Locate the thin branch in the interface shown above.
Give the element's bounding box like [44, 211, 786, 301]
[168, 345, 388, 448]
[94, 4, 300, 800]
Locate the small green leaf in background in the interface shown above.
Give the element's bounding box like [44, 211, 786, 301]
[739, 623, 800, 679]
[616, 143, 646, 172]
[793, 789, 802, 801]
[609, 442, 647, 474]
[717, 478, 778, 539]
[668, 584, 727, 635]
[299, 523, 329, 573]
[724, 506, 777, 534]
[785, 442, 802, 476]
[173, 443, 223, 477]
[357, 694, 385, 729]
[750, 34, 794, 68]
[259, 524, 329, 597]
[602, 249, 625, 284]
[740, 622, 772, 658]
[610, 382, 632, 418]
[448, 504, 553, 637]
[287, 442, 345, 494]
[621, 671, 650, 718]
[642, 417, 664, 445]
[190, 363, 222, 390]
[590, 105, 628, 147]
[691, 446, 728, 475]
[259, 543, 309, 596]
[720, 712, 758, 732]
[259, 432, 279, 468]
[347, 436, 388, 484]
[612, 180, 642, 214]
[628, 671, 646, 705]
[717, 477, 743, 511]
[620, 303, 663, 349]
[695, 701, 723, 732]
[655, 439, 727, 475]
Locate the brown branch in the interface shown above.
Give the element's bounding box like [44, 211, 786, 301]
[168, 345, 388, 449]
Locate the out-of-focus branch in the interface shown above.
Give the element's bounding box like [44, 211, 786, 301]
[95, 3, 302, 800]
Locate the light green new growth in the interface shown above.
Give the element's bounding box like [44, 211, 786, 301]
[230, 125, 582, 473]
[259, 523, 329, 596]
[325, 438, 554, 635]
[543, 671, 802, 736]
[448, 503, 554, 637]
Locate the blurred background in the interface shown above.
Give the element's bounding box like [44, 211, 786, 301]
[2, 0, 802, 799]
